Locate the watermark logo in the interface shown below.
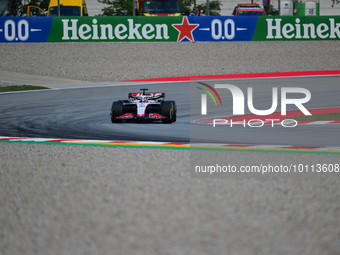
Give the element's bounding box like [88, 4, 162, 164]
[198, 83, 312, 128]
[197, 82, 223, 115]
[199, 84, 311, 116]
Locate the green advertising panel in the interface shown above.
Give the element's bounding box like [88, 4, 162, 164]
[1, 16, 339, 43]
[47, 16, 182, 42]
[253, 16, 340, 41]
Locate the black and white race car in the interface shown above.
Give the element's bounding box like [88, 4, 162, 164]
[110, 89, 177, 124]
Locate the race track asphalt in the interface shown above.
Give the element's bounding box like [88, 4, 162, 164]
[1, 75, 339, 147]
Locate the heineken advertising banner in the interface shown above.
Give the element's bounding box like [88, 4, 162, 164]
[1, 16, 340, 43]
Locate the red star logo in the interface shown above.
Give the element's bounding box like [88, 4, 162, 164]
[172, 16, 199, 42]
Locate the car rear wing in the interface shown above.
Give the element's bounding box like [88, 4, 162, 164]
[129, 93, 165, 100]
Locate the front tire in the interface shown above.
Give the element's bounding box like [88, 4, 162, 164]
[168, 101, 177, 122]
[111, 101, 123, 123]
[161, 101, 176, 124]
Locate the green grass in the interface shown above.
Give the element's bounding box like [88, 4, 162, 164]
[293, 113, 340, 121]
[0, 85, 50, 93]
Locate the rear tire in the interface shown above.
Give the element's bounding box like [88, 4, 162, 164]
[111, 101, 123, 123]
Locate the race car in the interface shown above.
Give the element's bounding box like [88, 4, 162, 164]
[110, 89, 177, 124]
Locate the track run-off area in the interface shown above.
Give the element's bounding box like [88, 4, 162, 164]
[1, 70, 340, 154]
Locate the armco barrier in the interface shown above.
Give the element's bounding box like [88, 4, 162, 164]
[1, 16, 339, 43]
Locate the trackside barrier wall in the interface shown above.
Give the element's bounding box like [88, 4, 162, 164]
[1, 16, 340, 43]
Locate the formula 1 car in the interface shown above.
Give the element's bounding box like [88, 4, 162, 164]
[110, 89, 177, 124]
